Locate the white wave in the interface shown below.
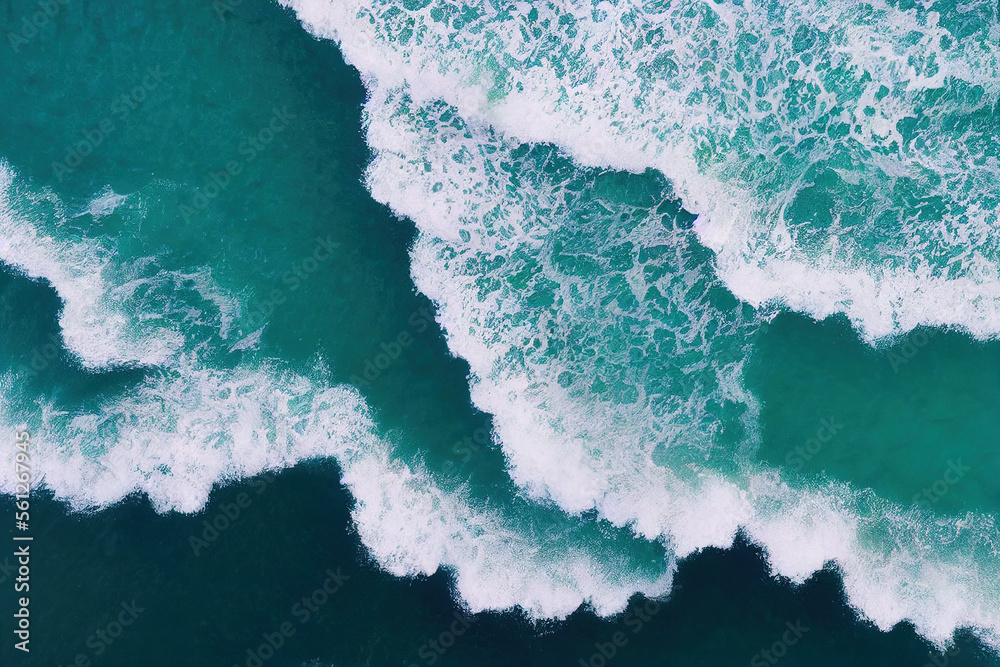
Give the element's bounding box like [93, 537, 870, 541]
[0, 160, 679, 622]
[346, 443, 676, 618]
[80, 185, 128, 221]
[0, 164, 239, 367]
[0, 165, 180, 367]
[338, 77, 1000, 648]
[281, 0, 1000, 342]
[0, 357, 675, 618]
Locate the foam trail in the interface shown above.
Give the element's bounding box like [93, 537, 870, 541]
[355, 83, 999, 647]
[281, 0, 1000, 342]
[0, 162, 679, 621]
[0, 164, 185, 368]
[0, 156, 676, 616]
[0, 358, 675, 619]
[1, 0, 997, 648]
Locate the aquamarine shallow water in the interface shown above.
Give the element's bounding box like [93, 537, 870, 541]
[0, 0, 998, 665]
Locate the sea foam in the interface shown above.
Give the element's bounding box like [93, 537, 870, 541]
[0, 166, 676, 622]
[0, 164, 192, 368]
[0, 354, 677, 619]
[282, 0, 1000, 342]
[1, 0, 998, 650]
[329, 67, 999, 648]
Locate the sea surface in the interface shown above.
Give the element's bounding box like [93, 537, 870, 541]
[0, 0, 998, 665]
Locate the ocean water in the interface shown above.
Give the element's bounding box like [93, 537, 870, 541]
[0, 0, 997, 665]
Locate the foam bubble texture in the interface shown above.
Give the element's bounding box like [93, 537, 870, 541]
[0, 356, 676, 618]
[282, 0, 1000, 341]
[0, 164, 237, 368]
[358, 84, 998, 646]
[0, 162, 678, 621]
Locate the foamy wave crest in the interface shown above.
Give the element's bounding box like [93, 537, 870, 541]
[0, 357, 675, 618]
[0, 163, 237, 368]
[346, 447, 677, 617]
[0, 162, 678, 621]
[282, 0, 1000, 341]
[349, 83, 999, 647]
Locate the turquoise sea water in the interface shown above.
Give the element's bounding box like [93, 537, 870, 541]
[0, 0, 998, 665]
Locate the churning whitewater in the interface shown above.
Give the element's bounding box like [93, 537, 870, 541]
[0, 161, 678, 619]
[280, 0, 1000, 650]
[0, 0, 997, 657]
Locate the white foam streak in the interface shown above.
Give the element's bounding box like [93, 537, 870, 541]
[0, 164, 183, 368]
[0, 357, 674, 619]
[0, 162, 678, 623]
[345, 446, 675, 617]
[350, 76, 1000, 647]
[282, 0, 1000, 342]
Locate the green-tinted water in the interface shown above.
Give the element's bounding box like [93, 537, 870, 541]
[0, 0, 997, 664]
